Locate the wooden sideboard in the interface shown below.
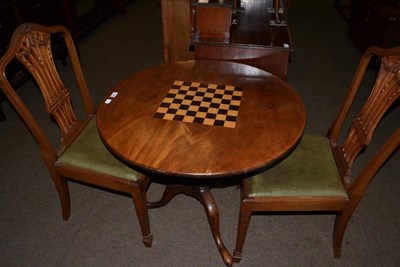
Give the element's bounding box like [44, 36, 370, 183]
[161, 0, 292, 80]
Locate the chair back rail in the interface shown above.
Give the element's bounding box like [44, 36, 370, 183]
[0, 23, 96, 156]
[328, 46, 400, 187]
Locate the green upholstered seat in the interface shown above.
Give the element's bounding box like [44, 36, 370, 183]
[247, 134, 348, 198]
[57, 118, 140, 182]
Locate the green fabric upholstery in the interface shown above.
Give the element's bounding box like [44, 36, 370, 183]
[57, 118, 140, 182]
[247, 134, 348, 198]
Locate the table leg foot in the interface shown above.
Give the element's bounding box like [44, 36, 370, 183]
[195, 186, 234, 267]
[149, 184, 233, 266]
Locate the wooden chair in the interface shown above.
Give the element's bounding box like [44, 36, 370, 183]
[0, 23, 153, 247]
[233, 45, 400, 262]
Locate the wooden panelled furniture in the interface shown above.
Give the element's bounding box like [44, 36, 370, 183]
[348, 0, 400, 53]
[0, 0, 128, 120]
[161, 0, 292, 80]
[0, 23, 153, 247]
[232, 46, 400, 263]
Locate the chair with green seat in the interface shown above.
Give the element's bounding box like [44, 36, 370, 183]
[233, 45, 400, 262]
[0, 23, 153, 247]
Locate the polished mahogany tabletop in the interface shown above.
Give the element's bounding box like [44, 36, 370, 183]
[96, 60, 306, 180]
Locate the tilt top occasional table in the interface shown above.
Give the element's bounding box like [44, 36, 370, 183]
[96, 60, 306, 266]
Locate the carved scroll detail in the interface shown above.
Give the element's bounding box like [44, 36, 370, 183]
[341, 55, 400, 169]
[15, 30, 77, 136]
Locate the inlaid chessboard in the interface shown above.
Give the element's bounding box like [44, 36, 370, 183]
[154, 80, 243, 128]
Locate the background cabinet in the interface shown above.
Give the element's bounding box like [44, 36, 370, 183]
[348, 0, 400, 53]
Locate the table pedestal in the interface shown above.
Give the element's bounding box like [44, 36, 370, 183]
[148, 184, 233, 267]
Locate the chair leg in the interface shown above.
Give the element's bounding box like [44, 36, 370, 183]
[333, 201, 359, 258]
[131, 178, 153, 248]
[233, 202, 253, 263]
[51, 173, 71, 220]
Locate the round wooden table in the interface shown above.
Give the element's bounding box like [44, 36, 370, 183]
[96, 60, 306, 266]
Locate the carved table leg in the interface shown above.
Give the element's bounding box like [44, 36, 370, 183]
[195, 186, 234, 267]
[148, 184, 233, 267]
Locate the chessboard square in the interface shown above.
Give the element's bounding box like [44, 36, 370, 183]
[171, 85, 181, 89]
[208, 84, 218, 89]
[203, 118, 215, 125]
[208, 108, 219, 114]
[232, 95, 242, 100]
[206, 88, 216, 93]
[211, 98, 222, 104]
[191, 82, 200, 87]
[175, 94, 185, 99]
[216, 114, 227, 120]
[183, 116, 195, 123]
[178, 89, 187, 94]
[197, 112, 208, 118]
[172, 98, 183, 104]
[220, 104, 230, 110]
[186, 90, 196, 96]
[156, 107, 169, 113]
[198, 106, 209, 112]
[203, 97, 212, 102]
[173, 115, 185, 121]
[199, 83, 208, 88]
[231, 100, 241, 106]
[183, 81, 192, 86]
[198, 87, 207, 92]
[186, 110, 197, 116]
[191, 100, 202, 106]
[188, 86, 197, 91]
[224, 121, 236, 128]
[193, 96, 203, 101]
[210, 102, 220, 108]
[222, 94, 233, 100]
[218, 109, 228, 115]
[174, 80, 184, 86]
[233, 91, 243, 96]
[214, 120, 225, 127]
[183, 95, 194, 100]
[227, 110, 239, 116]
[154, 112, 165, 119]
[193, 117, 205, 124]
[189, 105, 200, 111]
[204, 92, 214, 98]
[206, 113, 217, 119]
[225, 85, 235, 90]
[221, 99, 231, 104]
[214, 93, 223, 99]
[167, 108, 178, 114]
[169, 88, 180, 94]
[180, 104, 190, 110]
[182, 99, 192, 105]
[226, 115, 237, 122]
[215, 89, 225, 94]
[164, 113, 175, 120]
[176, 109, 187, 116]
[166, 93, 177, 98]
[223, 90, 233, 95]
[170, 103, 180, 109]
[195, 91, 205, 97]
[160, 102, 171, 108]
[216, 85, 225, 89]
